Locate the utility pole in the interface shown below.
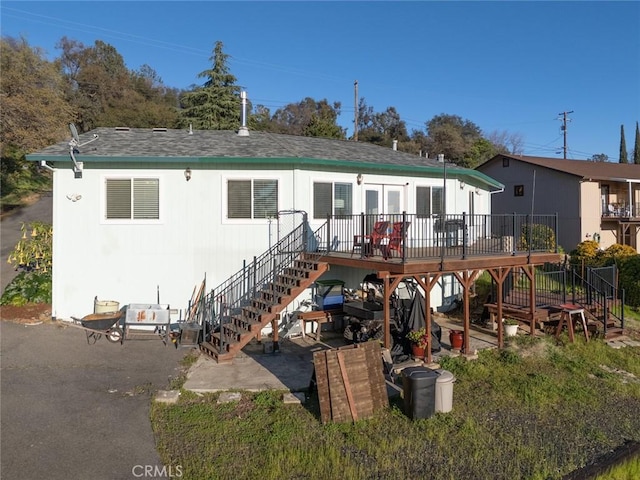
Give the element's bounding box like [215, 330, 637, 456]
[354, 80, 358, 142]
[558, 110, 573, 159]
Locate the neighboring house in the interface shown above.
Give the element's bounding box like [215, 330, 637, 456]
[26, 127, 503, 321]
[476, 154, 640, 252]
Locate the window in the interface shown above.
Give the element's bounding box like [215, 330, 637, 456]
[502, 157, 510, 167]
[228, 179, 278, 219]
[514, 185, 524, 197]
[417, 186, 443, 218]
[313, 182, 353, 219]
[105, 178, 159, 220]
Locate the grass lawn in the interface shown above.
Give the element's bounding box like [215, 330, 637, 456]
[151, 329, 640, 480]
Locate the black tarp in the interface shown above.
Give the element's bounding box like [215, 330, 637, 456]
[405, 291, 441, 353]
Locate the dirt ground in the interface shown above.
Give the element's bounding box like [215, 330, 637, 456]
[0, 303, 52, 324]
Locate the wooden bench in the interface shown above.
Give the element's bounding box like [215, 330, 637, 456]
[298, 308, 343, 341]
[484, 304, 548, 336]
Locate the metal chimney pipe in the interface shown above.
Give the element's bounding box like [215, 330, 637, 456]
[238, 91, 249, 136]
[392, 139, 398, 151]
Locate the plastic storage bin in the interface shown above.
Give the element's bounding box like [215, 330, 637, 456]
[402, 366, 438, 419]
[314, 280, 345, 310]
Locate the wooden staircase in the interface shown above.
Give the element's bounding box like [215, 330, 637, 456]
[583, 302, 625, 339]
[199, 257, 329, 363]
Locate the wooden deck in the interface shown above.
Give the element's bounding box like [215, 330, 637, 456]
[320, 249, 563, 275]
[306, 248, 564, 365]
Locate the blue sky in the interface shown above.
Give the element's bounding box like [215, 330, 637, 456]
[2, 1, 639, 161]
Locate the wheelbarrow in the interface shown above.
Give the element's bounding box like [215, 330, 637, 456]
[70, 311, 124, 344]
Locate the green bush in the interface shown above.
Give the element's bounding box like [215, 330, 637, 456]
[3, 221, 52, 305]
[618, 256, 640, 308]
[0, 271, 52, 305]
[519, 223, 556, 252]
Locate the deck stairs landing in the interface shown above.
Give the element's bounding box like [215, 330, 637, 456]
[199, 258, 329, 363]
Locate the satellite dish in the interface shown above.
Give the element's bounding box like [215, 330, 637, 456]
[67, 123, 99, 179]
[70, 123, 80, 143]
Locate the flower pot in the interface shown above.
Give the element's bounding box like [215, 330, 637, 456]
[449, 330, 464, 350]
[411, 344, 426, 359]
[504, 323, 518, 337]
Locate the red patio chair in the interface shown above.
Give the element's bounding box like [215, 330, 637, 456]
[384, 221, 411, 259]
[352, 221, 389, 257]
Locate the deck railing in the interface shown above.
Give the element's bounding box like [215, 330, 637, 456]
[318, 212, 558, 262]
[492, 263, 624, 334]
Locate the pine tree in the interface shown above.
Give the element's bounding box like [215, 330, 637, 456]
[619, 124, 628, 163]
[179, 41, 241, 130]
[633, 121, 640, 165]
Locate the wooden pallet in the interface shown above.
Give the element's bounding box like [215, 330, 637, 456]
[312, 341, 388, 424]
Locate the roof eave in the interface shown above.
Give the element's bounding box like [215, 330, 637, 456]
[26, 154, 504, 191]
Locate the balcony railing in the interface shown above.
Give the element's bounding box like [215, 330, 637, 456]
[315, 212, 559, 262]
[602, 202, 639, 218]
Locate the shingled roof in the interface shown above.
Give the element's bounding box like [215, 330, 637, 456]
[27, 127, 505, 190]
[490, 154, 640, 181]
[29, 127, 443, 166]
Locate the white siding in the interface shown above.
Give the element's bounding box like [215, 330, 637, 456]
[51, 165, 492, 319]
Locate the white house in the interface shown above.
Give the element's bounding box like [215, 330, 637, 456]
[27, 126, 503, 321]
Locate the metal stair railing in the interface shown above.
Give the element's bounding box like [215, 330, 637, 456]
[199, 214, 327, 352]
[568, 266, 624, 335]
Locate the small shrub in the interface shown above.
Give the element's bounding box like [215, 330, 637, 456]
[519, 223, 556, 252]
[3, 221, 52, 305]
[0, 271, 52, 305]
[7, 222, 52, 272]
[619, 255, 640, 308]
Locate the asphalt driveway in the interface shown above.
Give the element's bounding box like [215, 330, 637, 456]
[1, 320, 187, 480]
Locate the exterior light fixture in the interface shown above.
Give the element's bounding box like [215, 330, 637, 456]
[357, 173, 363, 185]
[184, 168, 192, 181]
[459, 180, 465, 189]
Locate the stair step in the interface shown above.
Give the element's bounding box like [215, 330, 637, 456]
[241, 305, 263, 321]
[294, 259, 320, 271]
[199, 342, 234, 363]
[259, 289, 291, 305]
[282, 266, 315, 278]
[276, 274, 302, 287]
[211, 331, 241, 350]
[266, 283, 293, 296]
[231, 315, 262, 332]
[222, 322, 250, 341]
[251, 298, 284, 314]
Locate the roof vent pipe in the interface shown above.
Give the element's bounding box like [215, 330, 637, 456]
[238, 91, 249, 137]
[392, 139, 398, 151]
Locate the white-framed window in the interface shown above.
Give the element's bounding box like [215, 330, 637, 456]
[104, 177, 160, 221]
[227, 179, 278, 219]
[313, 182, 353, 219]
[416, 186, 443, 218]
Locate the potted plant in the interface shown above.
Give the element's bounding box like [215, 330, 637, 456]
[407, 328, 428, 359]
[503, 318, 519, 337]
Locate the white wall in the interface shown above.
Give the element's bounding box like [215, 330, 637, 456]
[51, 164, 491, 320]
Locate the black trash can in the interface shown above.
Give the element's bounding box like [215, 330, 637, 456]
[402, 366, 438, 420]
